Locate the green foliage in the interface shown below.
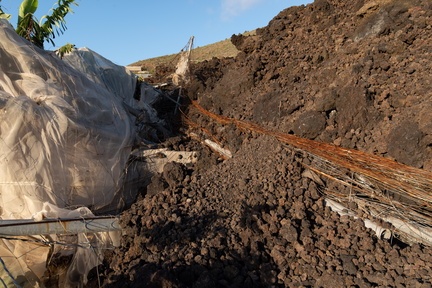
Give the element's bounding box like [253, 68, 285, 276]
[55, 42, 75, 59]
[0, 1, 12, 20]
[18, 0, 38, 23]
[0, 11, 11, 20]
[16, 0, 43, 47]
[10, 0, 78, 48]
[39, 0, 78, 46]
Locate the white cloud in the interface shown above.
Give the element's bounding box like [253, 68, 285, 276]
[221, 0, 264, 18]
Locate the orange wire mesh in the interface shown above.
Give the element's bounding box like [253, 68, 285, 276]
[189, 101, 432, 244]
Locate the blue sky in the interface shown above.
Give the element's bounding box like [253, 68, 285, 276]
[1, 0, 312, 66]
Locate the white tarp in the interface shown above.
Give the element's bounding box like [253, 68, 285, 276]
[63, 47, 170, 144]
[0, 19, 137, 286]
[62, 47, 138, 108]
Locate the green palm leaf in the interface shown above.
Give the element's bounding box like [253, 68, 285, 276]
[0, 1, 12, 20]
[13, 0, 77, 48]
[40, 0, 77, 46]
[18, 0, 38, 23]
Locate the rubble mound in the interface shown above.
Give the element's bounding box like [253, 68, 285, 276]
[97, 0, 432, 287]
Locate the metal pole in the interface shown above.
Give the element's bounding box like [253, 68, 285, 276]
[0, 216, 121, 236]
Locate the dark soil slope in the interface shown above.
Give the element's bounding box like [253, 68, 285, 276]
[189, 0, 432, 169]
[96, 0, 432, 287]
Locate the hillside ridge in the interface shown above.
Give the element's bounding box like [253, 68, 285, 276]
[130, 30, 256, 72]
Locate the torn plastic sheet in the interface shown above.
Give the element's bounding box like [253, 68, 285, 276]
[0, 19, 133, 286]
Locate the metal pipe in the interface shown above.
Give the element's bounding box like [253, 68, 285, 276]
[0, 216, 121, 236]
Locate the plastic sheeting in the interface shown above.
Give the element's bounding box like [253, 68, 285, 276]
[0, 19, 139, 286]
[62, 47, 138, 108]
[0, 19, 135, 216]
[63, 47, 171, 144]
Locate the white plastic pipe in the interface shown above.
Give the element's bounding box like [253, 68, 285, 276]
[325, 198, 391, 239]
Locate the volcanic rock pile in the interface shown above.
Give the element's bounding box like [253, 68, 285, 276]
[96, 0, 432, 287]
